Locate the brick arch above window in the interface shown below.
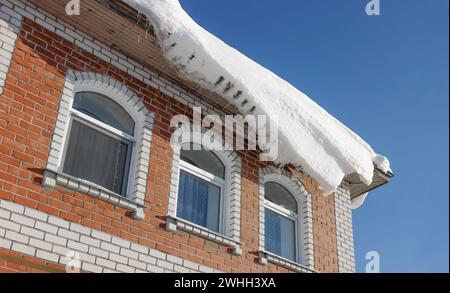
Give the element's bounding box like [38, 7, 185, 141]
[43, 71, 155, 220]
[258, 166, 316, 272]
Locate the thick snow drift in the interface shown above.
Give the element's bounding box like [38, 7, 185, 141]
[124, 0, 391, 194]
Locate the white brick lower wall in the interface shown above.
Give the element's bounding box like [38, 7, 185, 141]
[334, 185, 356, 273]
[0, 199, 220, 273]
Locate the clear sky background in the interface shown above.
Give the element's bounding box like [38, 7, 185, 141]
[181, 0, 449, 273]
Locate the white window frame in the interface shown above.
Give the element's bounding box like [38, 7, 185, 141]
[43, 72, 155, 220]
[175, 154, 227, 235]
[59, 98, 136, 197]
[264, 191, 300, 264]
[166, 139, 242, 255]
[258, 167, 316, 272]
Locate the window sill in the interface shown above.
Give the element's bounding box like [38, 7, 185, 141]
[258, 251, 317, 273]
[166, 216, 242, 256]
[42, 169, 146, 220]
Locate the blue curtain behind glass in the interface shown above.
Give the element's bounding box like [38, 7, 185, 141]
[265, 208, 296, 261]
[265, 209, 281, 255]
[177, 170, 209, 228]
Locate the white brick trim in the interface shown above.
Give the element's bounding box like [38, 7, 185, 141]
[258, 167, 315, 271]
[0, 1, 22, 95]
[43, 72, 155, 220]
[334, 183, 356, 273]
[0, 199, 220, 273]
[167, 143, 242, 249]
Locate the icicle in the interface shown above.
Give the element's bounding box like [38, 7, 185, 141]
[233, 91, 243, 99]
[215, 76, 225, 86]
[223, 82, 234, 94]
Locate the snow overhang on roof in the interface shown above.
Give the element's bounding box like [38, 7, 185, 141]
[122, 0, 393, 197]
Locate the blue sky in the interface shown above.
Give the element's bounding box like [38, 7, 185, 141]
[181, 0, 449, 273]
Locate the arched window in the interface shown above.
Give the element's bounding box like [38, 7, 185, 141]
[176, 146, 226, 233]
[44, 73, 154, 220]
[167, 140, 242, 251]
[264, 182, 299, 262]
[62, 91, 136, 196]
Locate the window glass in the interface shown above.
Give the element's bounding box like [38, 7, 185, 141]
[265, 182, 298, 213]
[74, 92, 135, 135]
[63, 120, 131, 195]
[180, 148, 225, 179]
[177, 170, 221, 232]
[265, 208, 296, 261]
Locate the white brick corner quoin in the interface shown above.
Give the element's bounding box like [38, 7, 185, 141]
[0, 199, 220, 273]
[0, 1, 21, 95]
[258, 167, 315, 273]
[334, 183, 356, 273]
[166, 143, 243, 255]
[42, 72, 155, 221]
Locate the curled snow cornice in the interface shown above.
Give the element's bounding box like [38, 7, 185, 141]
[124, 0, 392, 195]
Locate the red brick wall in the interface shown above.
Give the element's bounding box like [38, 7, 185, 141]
[0, 18, 338, 273]
[312, 191, 338, 273]
[0, 248, 66, 273]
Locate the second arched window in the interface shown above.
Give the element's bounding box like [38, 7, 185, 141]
[176, 147, 226, 234]
[264, 182, 299, 262]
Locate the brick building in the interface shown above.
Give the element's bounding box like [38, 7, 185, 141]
[0, 0, 392, 273]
